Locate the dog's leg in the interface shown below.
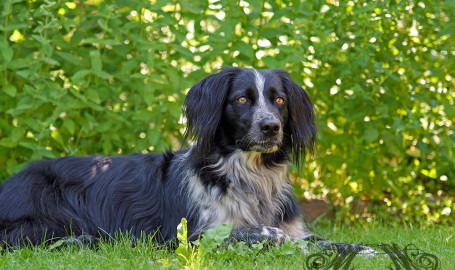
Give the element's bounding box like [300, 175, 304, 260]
[0, 218, 96, 248]
[280, 217, 377, 255]
[279, 216, 314, 240]
[303, 235, 378, 255]
[0, 218, 55, 246]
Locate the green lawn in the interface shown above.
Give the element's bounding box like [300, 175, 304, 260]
[0, 224, 453, 270]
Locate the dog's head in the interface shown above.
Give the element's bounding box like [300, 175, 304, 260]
[184, 67, 316, 165]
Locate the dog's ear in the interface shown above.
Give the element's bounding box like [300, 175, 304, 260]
[184, 67, 240, 156]
[276, 70, 317, 165]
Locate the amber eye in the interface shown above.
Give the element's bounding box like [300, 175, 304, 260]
[238, 97, 248, 103]
[275, 97, 285, 104]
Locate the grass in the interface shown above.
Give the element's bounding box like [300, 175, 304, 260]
[0, 223, 453, 270]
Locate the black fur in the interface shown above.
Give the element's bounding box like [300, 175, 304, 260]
[0, 68, 374, 254]
[184, 67, 241, 158]
[274, 69, 317, 165]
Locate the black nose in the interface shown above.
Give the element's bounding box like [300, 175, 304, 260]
[260, 119, 280, 136]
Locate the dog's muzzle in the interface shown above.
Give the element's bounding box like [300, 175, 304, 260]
[249, 118, 283, 153]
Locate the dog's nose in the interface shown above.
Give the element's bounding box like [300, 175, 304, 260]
[260, 119, 280, 136]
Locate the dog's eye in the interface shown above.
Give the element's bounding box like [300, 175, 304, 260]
[238, 97, 248, 103]
[275, 97, 285, 104]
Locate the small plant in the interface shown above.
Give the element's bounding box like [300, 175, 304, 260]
[175, 218, 199, 269]
[195, 223, 232, 257]
[175, 218, 232, 269]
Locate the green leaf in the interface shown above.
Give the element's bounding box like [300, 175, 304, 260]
[96, 71, 112, 79]
[247, 0, 262, 11]
[261, 28, 286, 39]
[24, 118, 41, 131]
[82, 37, 100, 44]
[43, 43, 53, 57]
[1, 45, 13, 62]
[176, 218, 193, 265]
[68, 87, 88, 102]
[15, 69, 29, 79]
[364, 127, 379, 143]
[38, 149, 56, 159]
[291, 0, 301, 10]
[177, 218, 188, 244]
[233, 41, 254, 60]
[198, 223, 232, 253]
[3, 84, 17, 97]
[71, 69, 91, 82]
[1, 1, 12, 16]
[86, 89, 101, 104]
[31, 34, 45, 44]
[382, 133, 402, 156]
[48, 240, 65, 251]
[122, 59, 139, 73]
[19, 142, 38, 151]
[44, 57, 60, 65]
[0, 138, 17, 148]
[179, 1, 200, 14]
[90, 50, 102, 75]
[64, 119, 76, 134]
[102, 39, 121, 46]
[175, 246, 190, 265]
[56, 51, 83, 66]
[148, 0, 169, 11]
[97, 18, 111, 32]
[270, 7, 291, 22]
[6, 103, 32, 116]
[7, 57, 31, 70]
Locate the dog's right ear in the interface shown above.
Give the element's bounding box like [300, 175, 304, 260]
[183, 67, 240, 156]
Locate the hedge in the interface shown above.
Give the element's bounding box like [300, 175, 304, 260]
[1, 0, 454, 224]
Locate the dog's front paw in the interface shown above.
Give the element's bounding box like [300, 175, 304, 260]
[55, 233, 98, 249]
[355, 244, 378, 256]
[257, 225, 288, 244]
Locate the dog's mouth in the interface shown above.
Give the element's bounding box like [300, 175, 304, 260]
[250, 141, 281, 153]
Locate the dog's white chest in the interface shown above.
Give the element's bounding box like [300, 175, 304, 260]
[189, 151, 289, 229]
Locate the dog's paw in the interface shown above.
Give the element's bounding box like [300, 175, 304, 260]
[355, 244, 378, 256]
[59, 234, 97, 248]
[257, 225, 287, 244]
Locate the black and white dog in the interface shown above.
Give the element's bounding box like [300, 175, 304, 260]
[0, 67, 373, 252]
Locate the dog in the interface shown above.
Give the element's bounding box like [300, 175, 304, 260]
[0, 67, 374, 253]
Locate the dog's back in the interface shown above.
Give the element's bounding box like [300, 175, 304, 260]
[0, 152, 193, 245]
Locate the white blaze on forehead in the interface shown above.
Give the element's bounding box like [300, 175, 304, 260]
[253, 69, 266, 109]
[253, 69, 265, 92]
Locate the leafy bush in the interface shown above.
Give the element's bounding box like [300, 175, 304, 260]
[0, 0, 454, 223]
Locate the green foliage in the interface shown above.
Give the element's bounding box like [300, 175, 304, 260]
[0, 0, 454, 224]
[0, 0, 190, 177]
[195, 223, 232, 256]
[176, 218, 199, 269]
[174, 219, 315, 269]
[0, 225, 452, 269]
[176, 218, 233, 269]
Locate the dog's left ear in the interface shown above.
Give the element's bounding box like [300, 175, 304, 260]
[184, 67, 240, 156]
[276, 70, 317, 165]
